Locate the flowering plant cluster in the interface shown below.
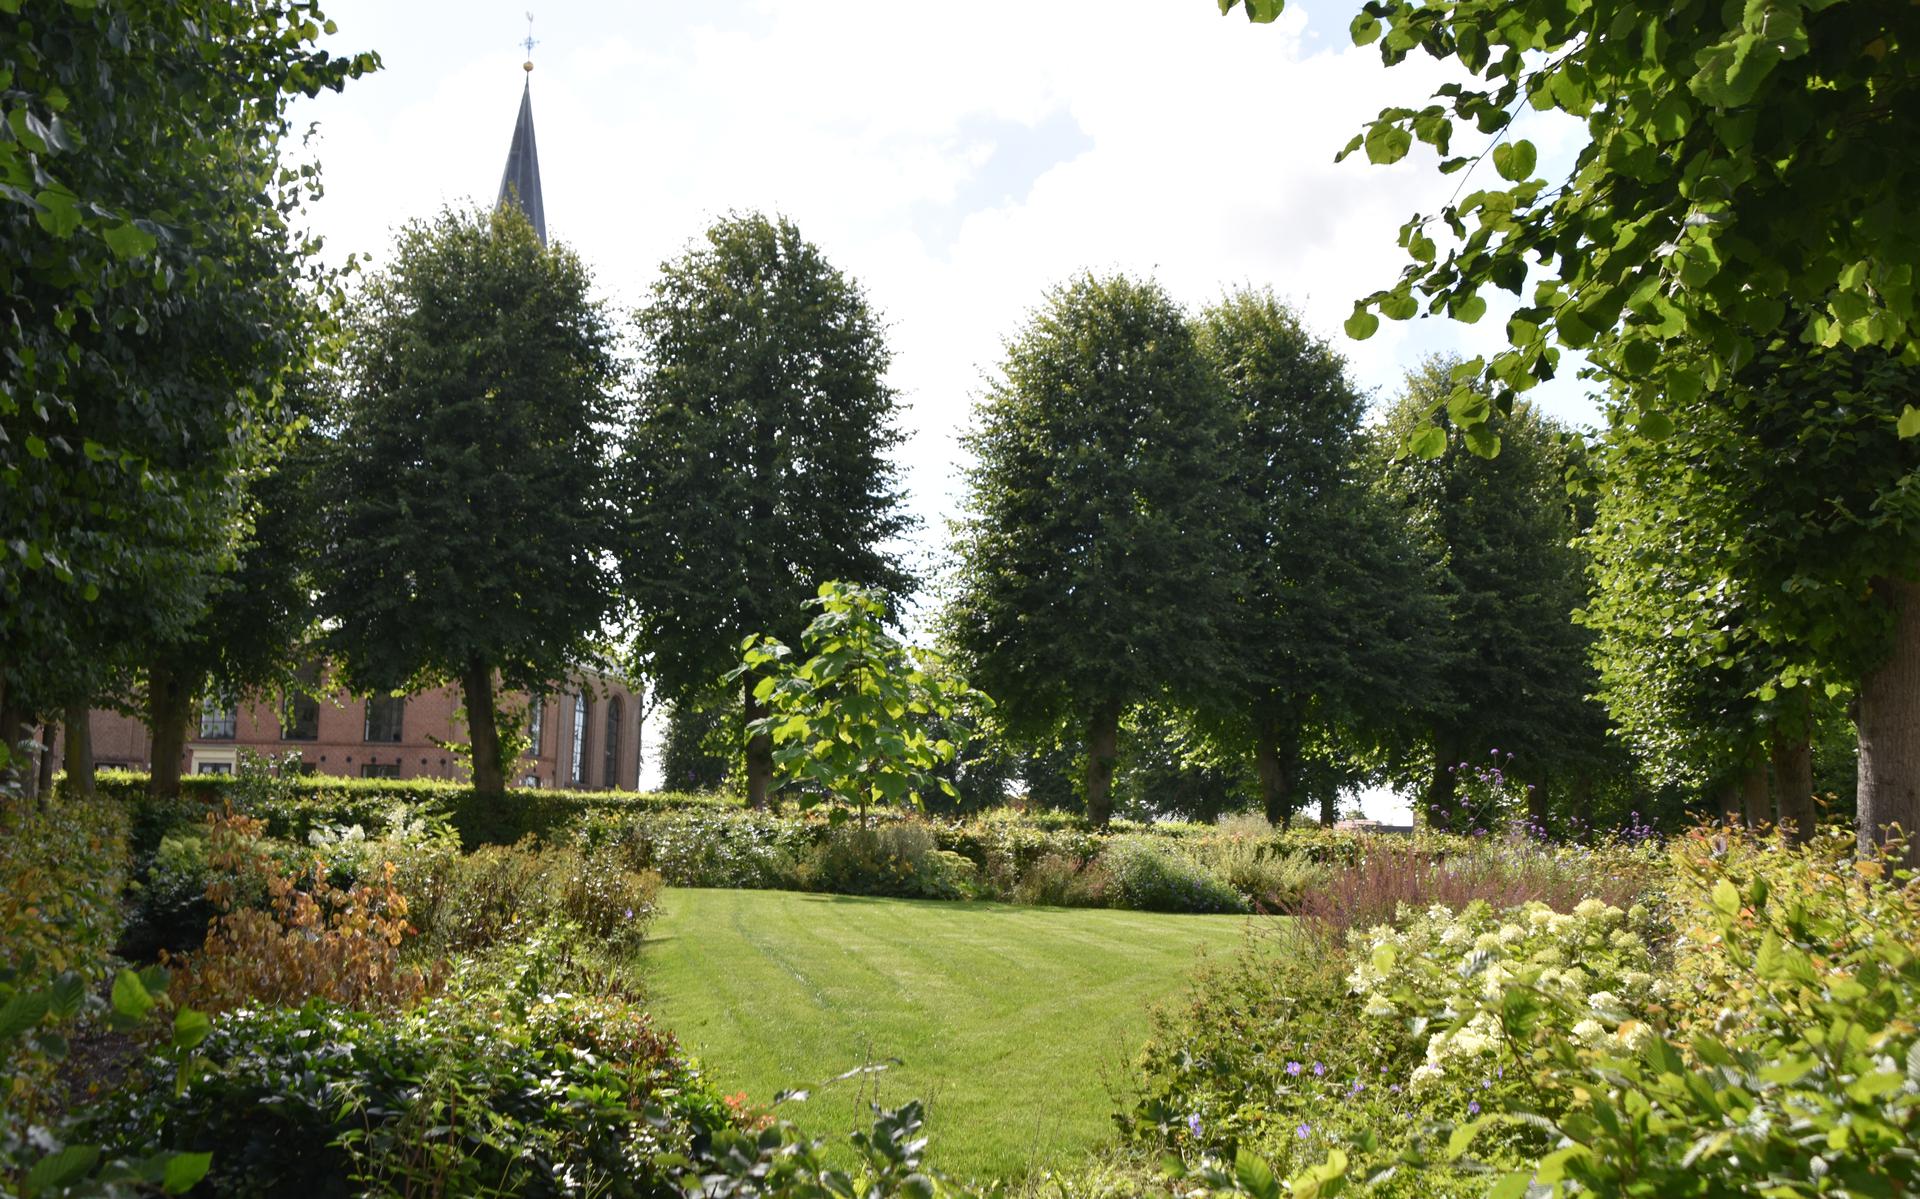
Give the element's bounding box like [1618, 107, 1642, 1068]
[1348, 897, 1664, 1097]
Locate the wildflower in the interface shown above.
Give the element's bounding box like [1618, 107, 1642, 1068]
[1296, 1123, 1312, 1139]
[1187, 1113, 1203, 1137]
[1468, 1101, 1481, 1115]
[1313, 1061, 1326, 1077]
[1286, 1061, 1302, 1076]
[1389, 1083, 1402, 1094]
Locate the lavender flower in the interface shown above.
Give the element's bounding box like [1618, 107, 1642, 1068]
[1312, 1061, 1326, 1077]
[1188, 1113, 1203, 1137]
[1286, 1061, 1302, 1076]
[1296, 1123, 1312, 1139]
[1468, 1101, 1481, 1115]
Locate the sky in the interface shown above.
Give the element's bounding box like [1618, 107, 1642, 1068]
[297, 0, 1600, 815]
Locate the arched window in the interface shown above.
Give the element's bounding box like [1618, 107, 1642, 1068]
[603, 696, 622, 790]
[569, 693, 589, 787]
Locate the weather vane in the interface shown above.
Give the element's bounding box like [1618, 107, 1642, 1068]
[521, 12, 538, 72]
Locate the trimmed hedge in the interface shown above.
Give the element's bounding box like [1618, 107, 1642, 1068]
[99, 770, 736, 850]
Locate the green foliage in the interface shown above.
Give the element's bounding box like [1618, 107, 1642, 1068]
[0, 0, 374, 729]
[739, 582, 990, 824]
[950, 274, 1242, 823]
[1097, 839, 1250, 915]
[0, 795, 211, 1197]
[679, 1101, 981, 1199]
[82, 985, 737, 1199]
[1368, 364, 1618, 823]
[1223, 0, 1920, 447]
[1197, 289, 1446, 825]
[661, 686, 740, 794]
[321, 203, 622, 791]
[620, 213, 912, 785]
[794, 824, 981, 901]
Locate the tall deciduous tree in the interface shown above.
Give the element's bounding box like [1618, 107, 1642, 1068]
[1578, 409, 1840, 837]
[949, 274, 1241, 827]
[1198, 289, 1446, 826]
[322, 205, 620, 795]
[1369, 361, 1610, 827]
[0, 2, 372, 782]
[1590, 343, 1917, 855]
[618, 213, 911, 808]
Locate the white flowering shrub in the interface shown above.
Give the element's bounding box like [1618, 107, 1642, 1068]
[1348, 898, 1663, 1100]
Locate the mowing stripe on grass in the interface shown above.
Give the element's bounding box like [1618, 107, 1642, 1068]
[636, 888, 1262, 1180]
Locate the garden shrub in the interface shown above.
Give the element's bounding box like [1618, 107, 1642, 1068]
[168, 813, 437, 1014]
[81, 983, 739, 1199]
[1202, 838, 1327, 911]
[1286, 837, 1660, 939]
[1011, 853, 1111, 907]
[1, 793, 132, 1127]
[401, 835, 660, 956]
[795, 824, 980, 900]
[1098, 837, 1248, 914]
[119, 826, 221, 963]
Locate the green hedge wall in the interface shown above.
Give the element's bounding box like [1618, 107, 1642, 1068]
[96, 770, 738, 851]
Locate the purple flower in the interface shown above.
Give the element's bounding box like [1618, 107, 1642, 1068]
[1296, 1123, 1312, 1139]
[1389, 1084, 1402, 1094]
[1313, 1062, 1326, 1077]
[1468, 1101, 1481, 1115]
[1481, 1078, 1492, 1089]
[1187, 1113, 1203, 1137]
[1286, 1061, 1302, 1076]
[1350, 1081, 1366, 1096]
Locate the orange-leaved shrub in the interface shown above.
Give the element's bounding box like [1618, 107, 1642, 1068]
[168, 812, 438, 1012]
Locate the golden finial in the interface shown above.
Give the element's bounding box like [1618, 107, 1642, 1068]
[521, 12, 538, 72]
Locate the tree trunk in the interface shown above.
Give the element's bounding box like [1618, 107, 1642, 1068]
[463, 658, 506, 794]
[1085, 699, 1122, 829]
[743, 676, 773, 809]
[34, 720, 56, 803]
[1253, 711, 1298, 827]
[1713, 777, 1741, 823]
[146, 659, 194, 801]
[1739, 756, 1771, 829]
[1422, 743, 1459, 830]
[62, 705, 93, 800]
[1769, 724, 1814, 844]
[1858, 576, 1920, 865]
[1527, 773, 1553, 833]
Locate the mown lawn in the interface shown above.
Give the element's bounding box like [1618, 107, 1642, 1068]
[635, 888, 1261, 1181]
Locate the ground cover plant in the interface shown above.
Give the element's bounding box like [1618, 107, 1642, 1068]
[637, 886, 1260, 1180]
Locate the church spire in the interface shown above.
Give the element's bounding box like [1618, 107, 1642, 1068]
[496, 17, 546, 245]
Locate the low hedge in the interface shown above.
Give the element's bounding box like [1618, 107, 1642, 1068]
[99, 770, 736, 851]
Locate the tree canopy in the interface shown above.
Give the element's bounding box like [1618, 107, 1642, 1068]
[1198, 289, 1445, 825]
[0, 1, 374, 761]
[949, 274, 1241, 826]
[619, 212, 912, 807]
[1369, 362, 1611, 826]
[321, 204, 621, 794]
[1223, 0, 1917, 447]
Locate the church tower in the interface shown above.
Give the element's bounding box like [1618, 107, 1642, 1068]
[497, 40, 546, 245]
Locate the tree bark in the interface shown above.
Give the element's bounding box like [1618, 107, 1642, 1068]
[462, 658, 505, 795]
[62, 705, 93, 800]
[146, 659, 194, 801]
[1253, 709, 1298, 827]
[1769, 725, 1814, 844]
[1422, 743, 1459, 830]
[1527, 773, 1554, 833]
[1858, 576, 1920, 865]
[1085, 699, 1122, 829]
[1712, 777, 1741, 823]
[33, 720, 56, 802]
[1738, 755, 1771, 829]
[743, 676, 773, 809]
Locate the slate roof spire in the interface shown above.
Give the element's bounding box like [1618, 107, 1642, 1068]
[496, 51, 546, 245]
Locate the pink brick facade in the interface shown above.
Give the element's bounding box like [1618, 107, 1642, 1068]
[64, 673, 642, 790]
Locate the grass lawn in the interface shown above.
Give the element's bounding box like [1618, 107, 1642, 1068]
[636, 888, 1262, 1181]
